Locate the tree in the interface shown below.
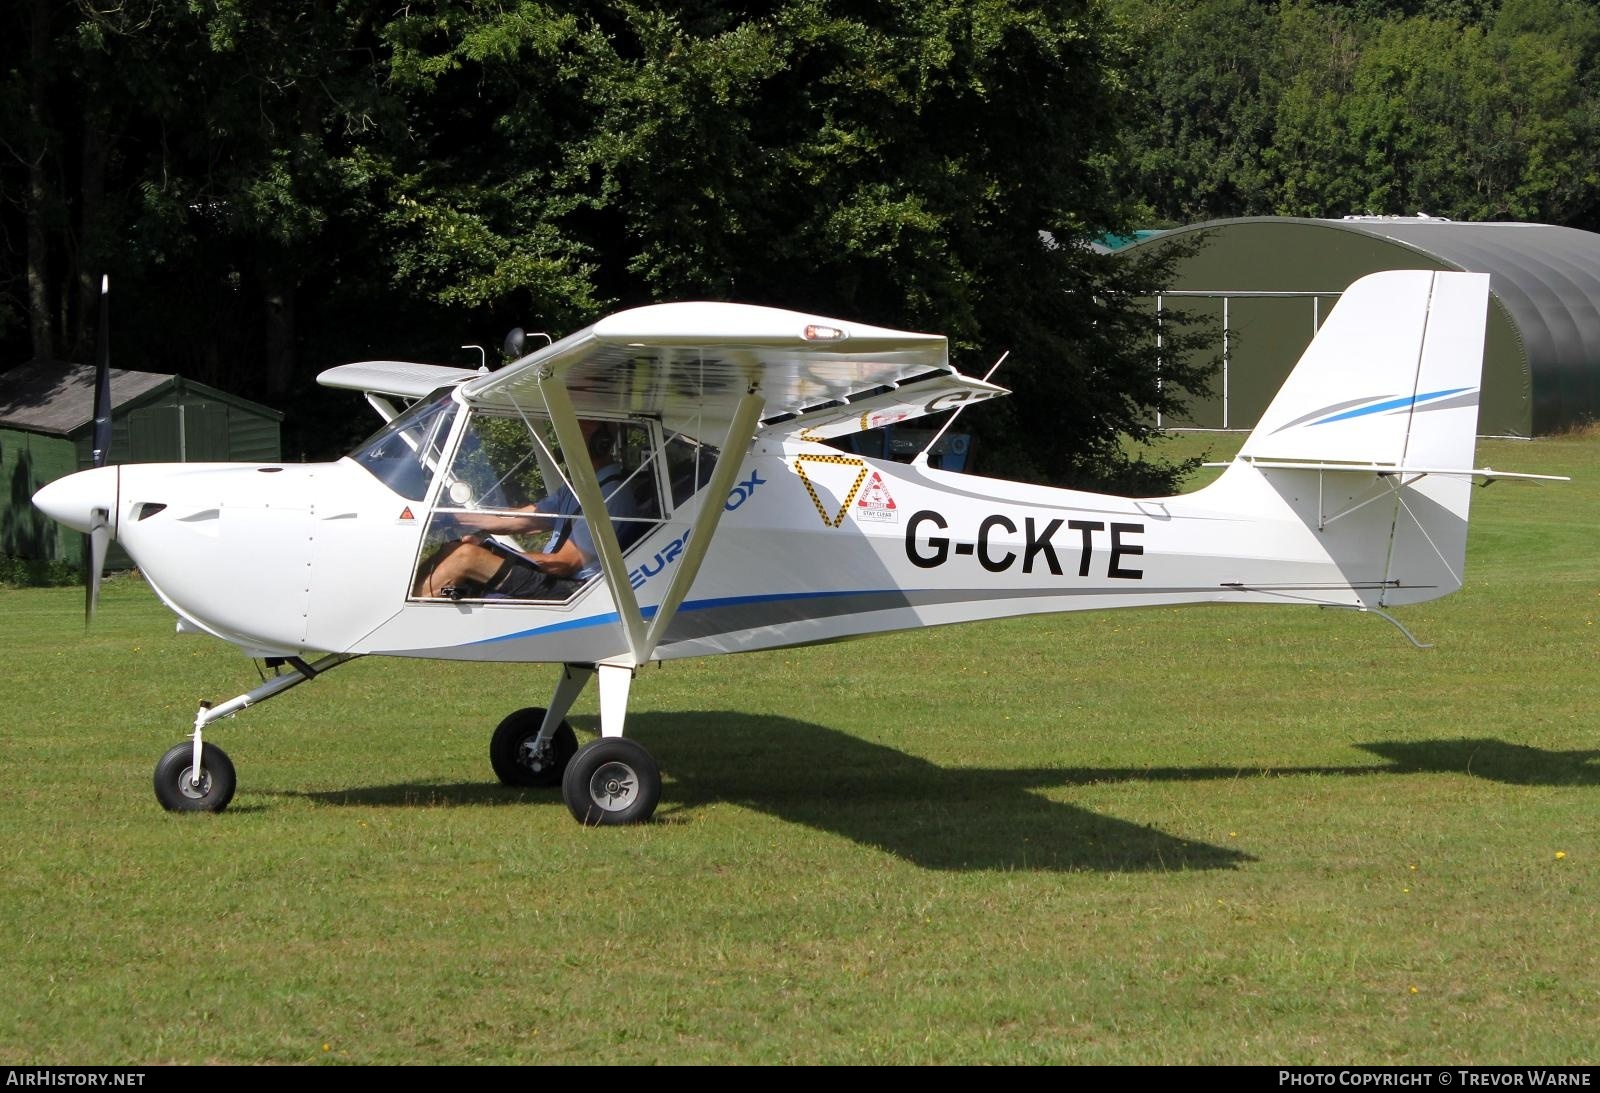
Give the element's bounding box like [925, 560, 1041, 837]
[1107, 0, 1600, 225]
[1109, 0, 1280, 225]
[310, 0, 1217, 488]
[564, 1, 1217, 487]
[2, 0, 1214, 490]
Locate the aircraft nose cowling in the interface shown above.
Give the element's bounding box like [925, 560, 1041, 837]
[33, 466, 119, 535]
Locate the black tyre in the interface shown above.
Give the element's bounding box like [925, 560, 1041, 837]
[153, 742, 237, 813]
[561, 737, 661, 826]
[490, 707, 578, 788]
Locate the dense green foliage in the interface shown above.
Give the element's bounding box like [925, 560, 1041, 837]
[1112, 0, 1600, 226]
[0, 0, 1205, 488]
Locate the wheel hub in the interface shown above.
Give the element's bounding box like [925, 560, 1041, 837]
[178, 766, 212, 800]
[518, 737, 551, 772]
[587, 761, 637, 811]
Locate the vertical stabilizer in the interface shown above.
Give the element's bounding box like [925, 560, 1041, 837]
[1220, 270, 1491, 607]
[1238, 270, 1489, 467]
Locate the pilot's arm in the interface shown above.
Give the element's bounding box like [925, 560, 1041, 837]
[507, 535, 587, 579]
[507, 475, 629, 580]
[460, 486, 590, 578]
[447, 503, 556, 536]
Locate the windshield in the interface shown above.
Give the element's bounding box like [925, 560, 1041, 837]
[348, 387, 460, 500]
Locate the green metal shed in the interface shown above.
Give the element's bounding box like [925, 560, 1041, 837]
[1125, 217, 1600, 437]
[1, 361, 283, 567]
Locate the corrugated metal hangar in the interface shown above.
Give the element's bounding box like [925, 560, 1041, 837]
[1123, 217, 1600, 437]
[0, 362, 282, 566]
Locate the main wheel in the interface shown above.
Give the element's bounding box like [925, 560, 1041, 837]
[153, 742, 237, 813]
[490, 707, 578, 788]
[561, 737, 661, 826]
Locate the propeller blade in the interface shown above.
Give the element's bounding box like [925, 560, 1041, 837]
[84, 275, 114, 624]
[85, 507, 110, 625]
[92, 275, 112, 469]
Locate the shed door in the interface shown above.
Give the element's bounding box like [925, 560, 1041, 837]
[128, 405, 181, 462]
[127, 402, 231, 462]
[183, 402, 230, 461]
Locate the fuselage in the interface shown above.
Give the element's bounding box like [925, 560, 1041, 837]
[34, 430, 1427, 665]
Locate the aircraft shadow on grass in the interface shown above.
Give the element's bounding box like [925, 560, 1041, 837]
[274, 713, 1599, 873]
[1353, 738, 1600, 787]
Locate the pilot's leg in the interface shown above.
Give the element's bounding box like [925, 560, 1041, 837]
[413, 540, 505, 597]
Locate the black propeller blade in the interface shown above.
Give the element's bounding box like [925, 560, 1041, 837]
[92, 275, 112, 469]
[85, 275, 112, 625]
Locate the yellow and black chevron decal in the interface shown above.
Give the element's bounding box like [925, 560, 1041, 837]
[792, 454, 869, 528]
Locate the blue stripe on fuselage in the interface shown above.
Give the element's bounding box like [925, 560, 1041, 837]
[465, 587, 894, 646]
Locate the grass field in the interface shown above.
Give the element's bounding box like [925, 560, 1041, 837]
[1, 433, 1595, 1064]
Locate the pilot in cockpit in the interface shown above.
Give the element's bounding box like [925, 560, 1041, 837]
[413, 419, 641, 600]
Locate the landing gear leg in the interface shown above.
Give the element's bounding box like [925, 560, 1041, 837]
[151, 653, 359, 814]
[561, 663, 660, 825]
[489, 664, 593, 787]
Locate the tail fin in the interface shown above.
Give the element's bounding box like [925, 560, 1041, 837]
[1240, 269, 1488, 469]
[1224, 270, 1491, 607]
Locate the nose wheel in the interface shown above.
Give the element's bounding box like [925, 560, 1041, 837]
[153, 741, 237, 813]
[561, 737, 660, 826]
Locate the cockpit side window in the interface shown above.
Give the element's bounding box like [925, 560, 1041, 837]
[347, 387, 460, 501]
[664, 431, 719, 507]
[410, 410, 667, 603]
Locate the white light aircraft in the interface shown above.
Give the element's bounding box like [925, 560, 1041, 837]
[34, 269, 1563, 824]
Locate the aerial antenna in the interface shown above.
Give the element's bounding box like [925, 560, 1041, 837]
[911, 350, 1008, 468]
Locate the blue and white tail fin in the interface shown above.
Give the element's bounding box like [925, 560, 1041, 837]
[1217, 270, 1492, 607]
[1239, 269, 1488, 471]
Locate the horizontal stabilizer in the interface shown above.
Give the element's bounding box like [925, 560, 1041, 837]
[1205, 458, 1569, 483]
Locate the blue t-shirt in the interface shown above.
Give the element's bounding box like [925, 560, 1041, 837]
[536, 463, 642, 581]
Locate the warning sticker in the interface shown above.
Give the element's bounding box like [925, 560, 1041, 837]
[793, 454, 869, 528]
[855, 471, 898, 523]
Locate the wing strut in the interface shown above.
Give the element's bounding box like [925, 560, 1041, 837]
[642, 385, 766, 653]
[537, 375, 764, 667]
[538, 379, 651, 665]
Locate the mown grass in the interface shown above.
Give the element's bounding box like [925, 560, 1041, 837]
[0, 434, 1595, 1064]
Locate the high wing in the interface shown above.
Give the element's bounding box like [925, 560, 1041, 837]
[451, 301, 1006, 674]
[458, 301, 1006, 441]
